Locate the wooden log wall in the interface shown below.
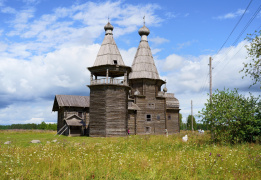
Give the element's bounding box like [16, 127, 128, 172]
[89, 85, 129, 137]
[89, 86, 107, 137]
[166, 109, 180, 134]
[106, 86, 128, 136]
[128, 111, 136, 135]
[134, 79, 166, 135]
[57, 108, 64, 132]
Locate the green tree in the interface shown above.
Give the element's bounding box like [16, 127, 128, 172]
[241, 30, 261, 87]
[39, 121, 47, 130]
[187, 115, 197, 130]
[199, 89, 261, 143]
[47, 123, 57, 131]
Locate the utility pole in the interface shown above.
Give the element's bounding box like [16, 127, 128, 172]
[209, 57, 214, 139]
[191, 100, 193, 131]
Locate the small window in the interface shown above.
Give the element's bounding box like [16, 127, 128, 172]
[146, 127, 151, 133]
[146, 114, 151, 121]
[157, 115, 160, 120]
[113, 60, 117, 65]
[168, 115, 171, 120]
[78, 112, 83, 118]
[147, 103, 155, 109]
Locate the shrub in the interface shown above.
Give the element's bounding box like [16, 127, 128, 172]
[199, 89, 261, 143]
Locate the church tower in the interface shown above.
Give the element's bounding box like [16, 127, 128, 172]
[129, 23, 167, 135]
[88, 22, 131, 137]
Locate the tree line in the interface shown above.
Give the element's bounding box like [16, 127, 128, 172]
[0, 121, 57, 131]
[179, 113, 208, 131]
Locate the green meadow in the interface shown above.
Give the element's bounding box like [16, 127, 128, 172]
[0, 130, 260, 179]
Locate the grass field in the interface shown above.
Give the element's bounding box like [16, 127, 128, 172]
[0, 130, 260, 179]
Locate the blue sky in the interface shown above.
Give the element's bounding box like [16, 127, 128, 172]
[0, 0, 260, 125]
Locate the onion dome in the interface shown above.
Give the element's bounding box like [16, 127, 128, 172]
[163, 81, 168, 92]
[104, 22, 114, 31]
[138, 25, 150, 36]
[163, 86, 168, 93]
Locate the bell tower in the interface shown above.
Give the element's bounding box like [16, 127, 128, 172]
[88, 22, 131, 137]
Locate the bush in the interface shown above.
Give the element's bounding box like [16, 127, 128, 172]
[199, 89, 261, 143]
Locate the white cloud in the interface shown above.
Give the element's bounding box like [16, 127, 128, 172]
[0, 44, 99, 103]
[150, 36, 169, 45]
[161, 54, 185, 71]
[165, 12, 189, 19]
[158, 40, 260, 122]
[6, 8, 35, 36]
[165, 12, 177, 19]
[151, 48, 162, 55]
[120, 47, 136, 66]
[1, 6, 16, 14]
[0, 44, 100, 124]
[24, 118, 44, 124]
[0, 100, 56, 125]
[215, 9, 246, 20]
[177, 40, 197, 50]
[2, 1, 162, 58]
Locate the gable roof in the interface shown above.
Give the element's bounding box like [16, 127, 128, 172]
[65, 114, 83, 120]
[52, 95, 90, 111]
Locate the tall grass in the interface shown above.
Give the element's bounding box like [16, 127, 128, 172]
[0, 130, 260, 179]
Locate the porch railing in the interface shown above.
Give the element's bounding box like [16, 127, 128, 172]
[90, 78, 127, 85]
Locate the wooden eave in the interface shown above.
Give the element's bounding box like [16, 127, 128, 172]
[130, 78, 165, 86]
[88, 65, 132, 77]
[87, 84, 131, 89]
[133, 94, 146, 98]
[52, 95, 90, 111]
[156, 96, 166, 99]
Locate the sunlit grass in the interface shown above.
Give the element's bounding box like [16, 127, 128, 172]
[0, 130, 260, 179]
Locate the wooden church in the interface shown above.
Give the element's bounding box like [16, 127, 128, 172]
[52, 21, 180, 137]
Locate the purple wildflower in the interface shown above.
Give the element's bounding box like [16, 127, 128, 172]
[209, 152, 212, 156]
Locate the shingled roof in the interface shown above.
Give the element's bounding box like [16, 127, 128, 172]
[128, 102, 141, 111]
[93, 22, 125, 67]
[129, 25, 160, 80]
[165, 93, 179, 109]
[52, 95, 90, 111]
[65, 115, 86, 126]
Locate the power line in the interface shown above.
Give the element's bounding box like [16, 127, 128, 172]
[191, 2, 258, 110]
[213, 0, 253, 59]
[213, 5, 261, 76]
[214, 4, 261, 70]
[213, 24, 261, 77]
